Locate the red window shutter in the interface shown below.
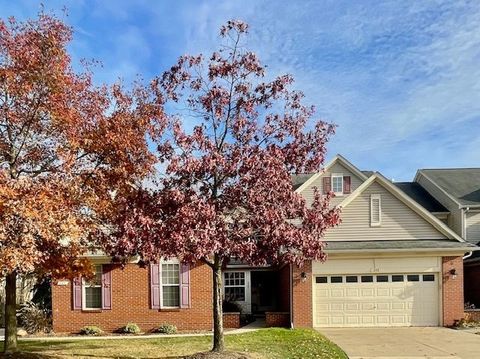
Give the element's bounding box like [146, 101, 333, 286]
[72, 277, 82, 310]
[322, 176, 331, 194]
[101, 265, 112, 310]
[150, 263, 161, 309]
[343, 176, 351, 194]
[180, 263, 191, 308]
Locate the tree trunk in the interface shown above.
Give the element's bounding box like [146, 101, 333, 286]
[212, 258, 224, 352]
[4, 271, 17, 353]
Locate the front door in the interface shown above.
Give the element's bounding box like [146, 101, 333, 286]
[223, 271, 251, 313]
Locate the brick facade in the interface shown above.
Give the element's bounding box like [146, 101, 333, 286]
[265, 312, 290, 327]
[291, 261, 312, 328]
[52, 262, 212, 333]
[442, 256, 464, 326]
[222, 313, 240, 329]
[464, 263, 480, 307]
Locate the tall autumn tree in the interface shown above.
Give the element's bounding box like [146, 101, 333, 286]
[105, 20, 340, 352]
[0, 14, 163, 353]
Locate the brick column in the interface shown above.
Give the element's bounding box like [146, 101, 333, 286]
[442, 256, 464, 326]
[292, 261, 313, 328]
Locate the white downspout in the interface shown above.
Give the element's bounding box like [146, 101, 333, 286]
[290, 264, 294, 329]
[463, 251, 473, 260]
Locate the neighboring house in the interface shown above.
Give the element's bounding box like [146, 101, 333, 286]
[412, 168, 480, 307]
[50, 155, 475, 333]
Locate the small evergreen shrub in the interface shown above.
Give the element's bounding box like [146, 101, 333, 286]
[121, 322, 141, 334]
[79, 325, 103, 336]
[156, 323, 177, 334]
[222, 299, 242, 313]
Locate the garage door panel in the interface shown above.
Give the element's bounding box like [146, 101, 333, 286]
[313, 265, 439, 327]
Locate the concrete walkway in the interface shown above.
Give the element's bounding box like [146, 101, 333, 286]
[0, 320, 264, 342]
[320, 327, 480, 359]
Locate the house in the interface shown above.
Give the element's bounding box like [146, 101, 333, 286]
[51, 155, 476, 333]
[412, 168, 480, 310]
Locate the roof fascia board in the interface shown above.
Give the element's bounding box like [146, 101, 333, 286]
[339, 173, 465, 242]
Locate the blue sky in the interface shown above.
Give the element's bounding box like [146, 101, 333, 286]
[2, 0, 479, 181]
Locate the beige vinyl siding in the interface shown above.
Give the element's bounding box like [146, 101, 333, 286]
[466, 211, 480, 244]
[324, 181, 447, 241]
[302, 162, 364, 207]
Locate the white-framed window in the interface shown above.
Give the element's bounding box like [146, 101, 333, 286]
[224, 272, 246, 301]
[82, 265, 102, 310]
[331, 173, 344, 195]
[370, 194, 382, 226]
[161, 259, 180, 308]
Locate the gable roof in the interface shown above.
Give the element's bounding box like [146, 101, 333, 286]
[339, 172, 465, 242]
[294, 154, 368, 193]
[291, 173, 315, 191]
[415, 168, 480, 208]
[394, 182, 448, 213]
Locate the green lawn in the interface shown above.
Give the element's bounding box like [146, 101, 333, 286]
[9, 328, 347, 359]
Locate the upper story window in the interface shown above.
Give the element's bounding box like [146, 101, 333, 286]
[331, 174, 343, 194]
[323, 174, 351, 195]
[370, 194, 382, 226]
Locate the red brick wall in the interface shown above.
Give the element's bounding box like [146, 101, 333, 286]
[291, 261, 312, 328]
[265, 312, 289, 327]
[465, 309, 480, 322]
[442, 256, 464, 326]
[464, 264, 480, 307]
[52, 262, 213, 333]
[223, 313, 240, 329]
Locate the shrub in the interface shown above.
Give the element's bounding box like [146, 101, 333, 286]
[222, 299, 242, 313]
[156, 323, 177, 334]
[121, 322, 141, 334]
[79, 325, 103, 336]
[17, 302, 52, 334]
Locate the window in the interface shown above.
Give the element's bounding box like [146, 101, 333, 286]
[330, 276, 343, 283]
[346, 276, 358, 283]
[407, 274, 420, 282]
[316, 277, 327, 284]
[423, 274, 435, 282]
[82, 265, 102, 310]
[161, 260, 180, 307]
[361, 275, 374, 283]
[224, 272, 246, 301]
[331, 174, 343, 195]
[392, 275, 404, 282]
[370, 194, 381, 226]
[376, 275, 389, 282]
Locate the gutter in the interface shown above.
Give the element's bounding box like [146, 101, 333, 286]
[326, 247, 479, 254]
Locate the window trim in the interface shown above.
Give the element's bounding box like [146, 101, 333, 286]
[82, 264, 102, 311]
[223, 271, 247, 302]
[370, 194, 382, 227]
[331, 173, 344, 195]
[160, 258, 181, 309]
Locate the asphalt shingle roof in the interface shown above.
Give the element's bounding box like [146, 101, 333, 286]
[291, 173, 315, 190]
[394, 182, 448, 213]
[420, 168, 480, 207]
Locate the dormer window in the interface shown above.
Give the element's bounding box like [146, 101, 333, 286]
[331, 174, 344, 195]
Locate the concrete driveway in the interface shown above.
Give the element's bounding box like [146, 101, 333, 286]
[320, 327, 480, 359]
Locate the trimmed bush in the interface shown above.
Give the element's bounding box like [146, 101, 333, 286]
[17, 302, 52, 334]
[121, 322, 141, 334]
[79, 325, 103, 336]
[156, 323, 177, 334]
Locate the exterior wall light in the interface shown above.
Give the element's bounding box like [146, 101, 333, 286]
[449, 269, 457, 279]
[300, 272, 308, 282]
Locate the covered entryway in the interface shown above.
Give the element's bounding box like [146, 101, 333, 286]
[313, 257, 441, 327]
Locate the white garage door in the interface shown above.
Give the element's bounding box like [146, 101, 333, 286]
[314, 272, 439, 327]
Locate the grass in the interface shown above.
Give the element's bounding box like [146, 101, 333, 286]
[9, 328, 347, 359]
